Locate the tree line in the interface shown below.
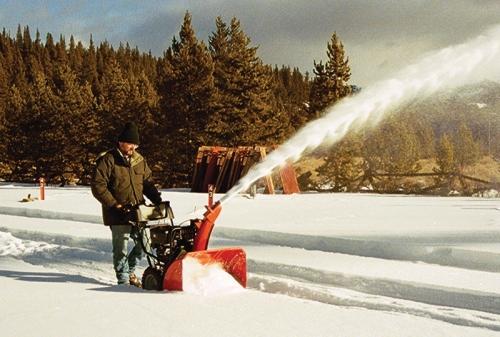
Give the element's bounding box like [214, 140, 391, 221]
[0, 13, 311, 186]
[0, 12, 491, 193]
[308, 115, 485, 194]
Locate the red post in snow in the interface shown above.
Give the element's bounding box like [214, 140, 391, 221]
[208, 184, 214, 208]
[39, 177, 45, 201]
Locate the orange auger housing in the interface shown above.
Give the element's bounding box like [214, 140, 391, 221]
[138, 190, 246, 292]
[162, 202, 247, 291]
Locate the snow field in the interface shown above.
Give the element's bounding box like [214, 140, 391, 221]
[1, 185, 500, 336]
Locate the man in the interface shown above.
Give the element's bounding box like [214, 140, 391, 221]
[91, 122, 162, 287]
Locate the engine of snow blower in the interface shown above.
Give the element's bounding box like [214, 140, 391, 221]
[130, 200, 246, 291]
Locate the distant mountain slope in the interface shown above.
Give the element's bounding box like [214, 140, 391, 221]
[400, 80, 500, 158]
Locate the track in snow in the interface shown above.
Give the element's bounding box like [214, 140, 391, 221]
[1, 224, 500, 332]
[249, 274, 500, 331]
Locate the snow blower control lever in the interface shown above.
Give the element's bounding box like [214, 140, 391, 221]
[130, 197, 246, 291]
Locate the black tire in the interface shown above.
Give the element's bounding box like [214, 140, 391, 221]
[142, 267, 164, 291]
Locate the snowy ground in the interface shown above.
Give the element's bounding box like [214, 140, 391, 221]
[1, 184, 500, 336]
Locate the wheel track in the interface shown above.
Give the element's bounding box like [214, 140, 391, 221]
[247, 273, 500, 332]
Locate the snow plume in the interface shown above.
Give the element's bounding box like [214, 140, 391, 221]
[182, 257, 244, 295]
[220, 24, 500, 204]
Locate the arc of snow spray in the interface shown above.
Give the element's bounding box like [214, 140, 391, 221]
[218, 24, 500, 205]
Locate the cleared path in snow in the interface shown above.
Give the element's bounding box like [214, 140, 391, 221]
[2, 217, 500, 331]
[5, 257, 499, 337]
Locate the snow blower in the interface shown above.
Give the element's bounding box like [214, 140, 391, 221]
[129, 195, 246, 291]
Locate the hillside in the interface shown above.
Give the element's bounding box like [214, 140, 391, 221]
[402, 80, 500, 158]
[295, 81, 500, 194]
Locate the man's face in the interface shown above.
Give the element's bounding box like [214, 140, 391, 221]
[118, 142, 138, 156]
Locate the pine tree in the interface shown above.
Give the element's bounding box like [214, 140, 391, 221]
[206, 16, 240, 145]
[454, 122, 481, 170]
[315, 134, 363, 191]
[433, 133, 457, 191]
[0, 55, 8, 170]
[157, 12, 216, 185]
[207, 16, 290, 146]
[11, 47, 28, 91]
[20, 26, 32, 61]
[2, 84, 22, 179]
[124, 71, 160, 162]
[0, 54, 8, 115]
[362, 118, 420, 192]
[309, 32, 351, 118]
[68, 35, 84, 76]
[33, 29, 42, 54]
[45, 33, 55, 56]
[98, 58, 133, 147]
[412, 114, 435, 159]
[15, 25, 23, 53]
[4, 71, 57, 180]
[43, 32, 56, 79]
[272, 66, 310, 131]
[81, 35, 100, 94]
[53, 64, 97, 184]
[436, 133, 455, 173]
[0, 30, 15, 85]
[55, 35, 67, 65]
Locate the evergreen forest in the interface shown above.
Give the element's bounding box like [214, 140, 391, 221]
[0, 13, 497, 194]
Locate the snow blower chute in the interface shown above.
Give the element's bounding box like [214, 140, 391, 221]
[130, 195, 246, 291]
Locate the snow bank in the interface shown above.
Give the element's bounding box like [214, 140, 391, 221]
[0, 231, 57, 256]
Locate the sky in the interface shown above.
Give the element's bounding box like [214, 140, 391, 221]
[1, 0, 499, 86]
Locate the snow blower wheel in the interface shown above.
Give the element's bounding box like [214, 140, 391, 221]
[142, 266, 164, 291]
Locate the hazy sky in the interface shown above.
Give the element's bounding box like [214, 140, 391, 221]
[1, 0, 499, 86]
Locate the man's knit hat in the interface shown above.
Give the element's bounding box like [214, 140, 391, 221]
[118, 122, 140, 145]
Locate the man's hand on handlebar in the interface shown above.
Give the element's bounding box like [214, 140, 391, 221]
[114, 203, 134, 215]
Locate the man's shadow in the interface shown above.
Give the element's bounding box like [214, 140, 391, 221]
[0, 269, 106, 285]
[0, 268, 155, 294]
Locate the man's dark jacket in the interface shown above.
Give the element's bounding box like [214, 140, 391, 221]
[91, 148, 162, 226]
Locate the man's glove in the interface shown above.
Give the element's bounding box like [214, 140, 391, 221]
[114, 203, 133, 216]
[152, 197, 163, 206]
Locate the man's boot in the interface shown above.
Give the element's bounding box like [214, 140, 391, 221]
[129, 273, 142, 288]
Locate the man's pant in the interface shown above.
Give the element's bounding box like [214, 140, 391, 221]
[110, 225, 150, 284]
